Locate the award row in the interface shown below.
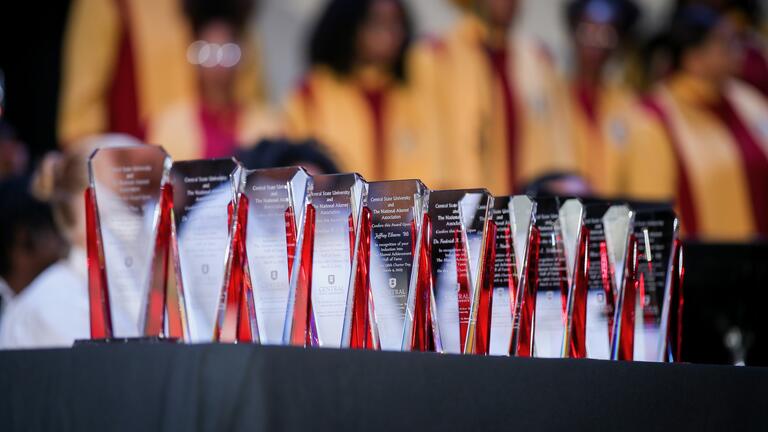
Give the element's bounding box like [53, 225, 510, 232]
[85, 143, 683, 361]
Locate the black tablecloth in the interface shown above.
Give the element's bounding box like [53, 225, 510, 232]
[0, 344, 765, 431]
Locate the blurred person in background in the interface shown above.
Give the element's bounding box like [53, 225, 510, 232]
[0, 176, 65, 336]
[0, 120, 28, 180]
[633, 5, 768, 241]
[417, 0, 577, 195]
[148, 0, 281, 161]
[723, 0, 768, 97]
[0, 136, 104, 348]
[672, 0, 768, 97]
[283, 0, 441, 186]
[58, 0, 267, 149]
[236, 138, 339, 175]
[565, 0, 649, 197]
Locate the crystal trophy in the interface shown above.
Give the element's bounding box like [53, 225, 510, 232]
[343, 179, 428, 350]
[215, 175, 251, 343]
[632, 208, 684, 362]
[402, 193, 434, 352]
[283, 173, 367, 348]
[602, 205, 638, 361]
[508, 196, 538, 357]
[559, 199, 589, 358]
[487, 196, 516, 355]
[221, 167, 310, 344]
[86, 143, 174, 339]
[581, 202, 613, 359]
[168, 158, 239, 342]
[531, 197, 568, 358]
[413, 189, 495, 355]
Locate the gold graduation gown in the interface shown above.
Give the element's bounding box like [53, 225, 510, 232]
[568, 83, 644, 197]
[415, 15, 576, 195]
[628, 74, 768, 241]
[147, 101, 282, 161]
[58, 0, 266, 148]
[282, 66, 441, 187]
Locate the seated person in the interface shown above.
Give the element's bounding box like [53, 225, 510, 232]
[0, 176, 66, 344]
[0, 135, 116, 348]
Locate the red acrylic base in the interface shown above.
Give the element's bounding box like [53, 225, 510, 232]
[85, 187, 113, 340]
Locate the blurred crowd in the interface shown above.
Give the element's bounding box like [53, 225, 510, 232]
[0, 0, 767, 348]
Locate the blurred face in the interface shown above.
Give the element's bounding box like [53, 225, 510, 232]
[573, 17, 619, 72]
[8, 227, 64, 294]
[684, 20, 742, 84]
[478, 0, 520, 29]
[188, 20, 242, 93]
[356, 0, 406, 69]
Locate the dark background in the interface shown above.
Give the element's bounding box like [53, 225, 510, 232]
[0, 1, 71, 165]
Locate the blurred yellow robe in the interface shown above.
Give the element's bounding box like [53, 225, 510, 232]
[415, 15, 576, 195]
[568, 83, 644, 197]
[283, 66, 441, 187]
[147, 102, 282, 161]
[59, 0, 265, 148]
[628, 74, 768, 241]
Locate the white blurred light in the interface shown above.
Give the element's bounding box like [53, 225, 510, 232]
[187, 41, 242, 68]
[186, 40, 207, 65]
[220, 43, 242, 68]
[201, 43, 220, 68]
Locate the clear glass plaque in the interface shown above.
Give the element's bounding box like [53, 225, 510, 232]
[427, 189, 493, 354]
[559, 199, 589, 358]
[532, 197, 568, 358]
[88, 144, 172, 338]
[602, 205, 636, 360]
[351, 180, 427, 351]
[632, 208, 680, 362]
[241, 166, 310, 344]
[581, 202, 613, 359]
[488, 196, 517, 355]
[169, 158, 239, 342]
[284, 173, 366, 347]
[508, 196, 537, 357]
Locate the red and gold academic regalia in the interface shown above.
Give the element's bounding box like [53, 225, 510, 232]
[416, 15, 576, 195]
[628, 74, 768, 241]
[147, 101, 282, 161]
[568, 82, 645, 197]
[58, 0, 266, 149]
[282, 66, 441, 186]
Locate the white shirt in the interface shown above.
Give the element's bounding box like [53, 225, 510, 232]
[0, 248, 89, 349]
[0, 276, 15, 314]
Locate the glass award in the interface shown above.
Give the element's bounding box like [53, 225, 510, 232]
[168, 158, 239, 343]
[215, 179, 251, 343]
[487, 196, 516, 355]
[235, 166, 310, 345]
[343, 179, 428, 350]
[418, 189, 495, 355]
[86, 143, 174, 339]
[531, 197, 568, 358]
[402, 195, 434, 352]
[508, 196, 538, 357]
[283, 173, 367, 348]
[632, 208, 684, 362]
[581, 202, 613, 359]
[602, 205, 638, 361]
[559, 199, 589, 358]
